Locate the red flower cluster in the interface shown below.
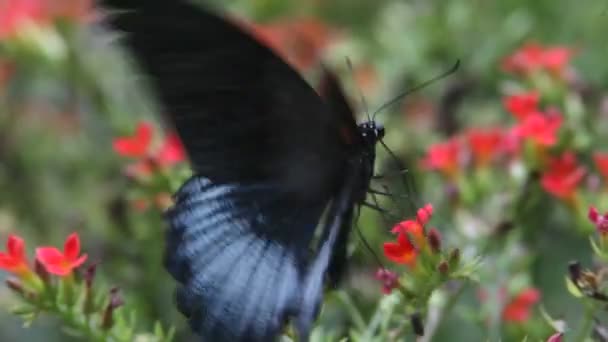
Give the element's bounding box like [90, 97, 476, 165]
[540, 152, 586, 201]
[112, 121, 186, 177]
[502, 43, 574, 77]
[0, 0, 93, 40]
[383, 204, 435, 266]
[502, 288, 541, 322]
[0, 233, 87, 277]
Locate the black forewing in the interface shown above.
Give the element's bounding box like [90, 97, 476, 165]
[104, 0, 349, 202]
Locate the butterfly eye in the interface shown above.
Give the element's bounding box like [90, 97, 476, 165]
[376, 126, 385, 139]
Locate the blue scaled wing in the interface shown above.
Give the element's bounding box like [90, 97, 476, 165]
[165, 176, 327, 341]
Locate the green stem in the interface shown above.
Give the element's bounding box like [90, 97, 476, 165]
[422, 281, 468, 342]
[574, 302, 596, 342]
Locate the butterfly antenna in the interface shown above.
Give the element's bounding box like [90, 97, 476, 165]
[378, 139, 419, 214]
[371, 59, 460, 121]
[353, 207, 386, 269]
[345, 57, 372, 122]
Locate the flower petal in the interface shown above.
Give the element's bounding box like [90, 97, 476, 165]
[64, 233, 81, 261]
[36, 247, 64, 265]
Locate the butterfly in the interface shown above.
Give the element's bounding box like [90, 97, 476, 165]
[103, 1, 415, 341]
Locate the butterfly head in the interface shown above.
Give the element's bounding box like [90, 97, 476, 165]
[358, 121, 384, 146]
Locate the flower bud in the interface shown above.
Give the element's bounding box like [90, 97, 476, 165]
[6, 278, 24, 295]
[427, 228, 442, 253]
[34, 259, 50, 284]
[101, 287, 124, 330]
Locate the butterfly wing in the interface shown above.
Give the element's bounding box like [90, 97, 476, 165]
[103, 1, 365, 340]
[104, 0, 349, 201]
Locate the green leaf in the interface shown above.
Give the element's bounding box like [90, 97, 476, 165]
[565, 276, 583, 298]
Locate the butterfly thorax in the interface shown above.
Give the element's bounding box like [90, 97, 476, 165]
[353, 121, 384, 202]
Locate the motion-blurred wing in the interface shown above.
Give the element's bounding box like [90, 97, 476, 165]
[104, 0, 349, 201]
[165, 175, 356, 341]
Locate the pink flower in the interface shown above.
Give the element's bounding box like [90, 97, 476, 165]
[375, 268, 399, 294]
[36, 233, 87, 276]
[589, 207, 608, 236]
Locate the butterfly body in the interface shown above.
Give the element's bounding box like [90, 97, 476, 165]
[103, 1, 385, 341]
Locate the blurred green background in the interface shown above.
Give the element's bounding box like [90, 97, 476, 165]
[2, 0, 608, 340]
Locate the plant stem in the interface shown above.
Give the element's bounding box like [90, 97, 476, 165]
[574, 302, 596, 342]
[420, 281, 467, 342]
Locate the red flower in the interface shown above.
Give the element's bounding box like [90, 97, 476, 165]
[421, 138, 462, 178]
[504, 92, 539, 121]
[540, 152, 586, 200]
[112, 122, 153, 158]
[384, 205, 432, 266]
[0, 234, 30, 276]
[0, 0, 46, 39]
[467, 128, 504, 166]
[593, 152, 608, 182]
[0, 0, 92, 40]
[502, 288, 541, 322]
[113, 122, 186, 175]
[36, 233, 87, 276]
[156, 133, 186, 167]
[515, 111, 562, 147]
[502, 43, 574, 77]
[588, 207, 608, 236]
[375, 268, 399, 294]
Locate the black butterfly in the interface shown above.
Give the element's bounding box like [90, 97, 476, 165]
[104, 1, 415, 341]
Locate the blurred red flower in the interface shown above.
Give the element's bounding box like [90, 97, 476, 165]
[593, 152, 608, 183]
[502, 43, 574, 76]
[0, 234, 30, 276]
[421, 138, 462, 178]
[249, 18, 334, 71]
[467, 128, 504, 166]
[0, 0, 92, 40]
[515, 111, 562, 147]
[385, 205, 433, 266]
[540, 152, 586, 200]
[113, 122, 153, 158]
[502, 288, 541, 322]
[546, 333, 563, 342]
[588, 207, 608, 236]
[113, 122, 186, 173]
[36, 233, 87, 276]
[156, 133, 186, 167]
[0, 0, 46, 39]
[504, 92, 539, 121]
